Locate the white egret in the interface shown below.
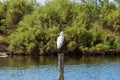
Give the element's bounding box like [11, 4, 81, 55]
[57, 31, 64, 49]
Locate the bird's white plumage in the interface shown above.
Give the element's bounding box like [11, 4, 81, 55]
[57, 31, 64, 49]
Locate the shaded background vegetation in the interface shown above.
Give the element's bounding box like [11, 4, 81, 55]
[0, 0, 120, 55]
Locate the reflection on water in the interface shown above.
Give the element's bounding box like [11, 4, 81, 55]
[0, 55, 120, 80]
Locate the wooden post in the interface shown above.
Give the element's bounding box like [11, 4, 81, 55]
[58, 53, 64, 80]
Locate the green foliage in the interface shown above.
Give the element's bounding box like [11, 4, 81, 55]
[0, 2, 6, 34]
[67, 41, 76, 51]
[0, 0, 36, 35]
[0, 0, 120, 54]
[6, 0, 36, 27]
[95, 43, 110, 51]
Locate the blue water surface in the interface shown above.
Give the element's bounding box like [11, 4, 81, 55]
[0, 56, 120, 80]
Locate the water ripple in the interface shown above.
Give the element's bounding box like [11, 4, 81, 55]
[0, 56, 120, 80]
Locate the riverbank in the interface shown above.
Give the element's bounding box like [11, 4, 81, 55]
[1, 50, 120, 57]
[1, 36, 120, 56]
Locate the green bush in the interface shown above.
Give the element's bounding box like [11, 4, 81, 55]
[0, 0, 119, 54]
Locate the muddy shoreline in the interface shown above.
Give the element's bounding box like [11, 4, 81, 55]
[0, 44, 120, 57]
[0, 50, 120, 57]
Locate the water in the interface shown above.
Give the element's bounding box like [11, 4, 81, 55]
[0, 55, 120, 80]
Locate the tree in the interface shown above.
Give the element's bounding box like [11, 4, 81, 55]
[6, 0, 36, 28]
[7, 0, 120, 54]
[0, 0, 37, 35]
